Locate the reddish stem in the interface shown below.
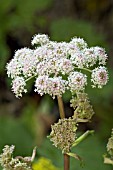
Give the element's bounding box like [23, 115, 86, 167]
[64, 154, 70, 170]
[57, 96, 70, 170]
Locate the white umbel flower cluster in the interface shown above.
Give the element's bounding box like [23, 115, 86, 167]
[35, 76, 67, 99]
[6, 34, 109, 98]
[12, 77, 27, 97]
[91, 66, 108, 88]
[68, 72, 87, 92]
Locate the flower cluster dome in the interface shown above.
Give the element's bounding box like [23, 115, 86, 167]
[6, 34, 108, 98]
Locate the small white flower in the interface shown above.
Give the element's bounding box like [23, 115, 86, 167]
[2, 145, 15, 155]
[83, 47, 98, 67]
[68, 42, 80, 56]
[7, 48, 38, 79]
[0, 145, 15, 168]
[58, 58, 74, 75]
[70, 51, 86, 68]
[93, 46, 108, 65]
[48, 41, 68, 59]
[6, 58, 21, 78]
[35, 75, 49, 96]
[70, 37, 87, 50]
[12, 77, 27, 97]
[35, 76, 67, 99]
[16, 48, 37, 78]
[91, 66, 108, 88]
[68, 72, 87, 92]
[31, 34, 49, 46]
[14, 48, 31, 58]
[47, 77, 67, 99]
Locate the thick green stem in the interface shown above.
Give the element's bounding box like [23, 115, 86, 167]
[57, 96, 70, 170]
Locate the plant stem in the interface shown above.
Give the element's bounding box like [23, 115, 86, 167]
[57, 96, 65, 119]
[64, 154, 70, 170]
[74, 67, 92, 73]
[72, 130, 94, 147]
[25, 75, 36, 82]
[57, 96, 70, 170]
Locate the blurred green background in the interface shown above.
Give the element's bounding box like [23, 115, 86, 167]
[0, 0, 113, 169]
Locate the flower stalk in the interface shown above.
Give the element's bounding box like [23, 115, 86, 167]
[57, 96, 70, 170]
[57, 96, 65, 119]
[64, 154, 70, 170]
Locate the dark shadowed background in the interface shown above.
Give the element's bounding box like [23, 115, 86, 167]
[0, 0, 113, 169]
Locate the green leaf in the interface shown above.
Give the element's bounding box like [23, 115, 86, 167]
[72, 130, 94, 148]
[67, 152, 82, 162]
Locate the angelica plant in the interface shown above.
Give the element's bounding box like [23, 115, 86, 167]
[4, 34, 109, 170]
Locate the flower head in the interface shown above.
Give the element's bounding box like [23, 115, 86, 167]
[70, 37, 87, 50]
[6, 58, 21, 79]
[12, 77, 27, 97]
[31, 34, 49, 46]
[83, 47, 98, 67]
[49, 118, 77, 153]
[6, 34, 109, 98]
[0, 145, 33, 170]
[68, 72, 87, 93]
[93, 46, 108, 65]
[91, 66, 108, 88]
[34, 75, 49, 96]
[107, 129, 113, 157]
[70, 93, 94, 122]
[15, 48, 37, 78]
[58, 58, 74, 75]
[35, 76, 67, 99]
[70, 51, 86, 68]
[104, 129, 113, 165]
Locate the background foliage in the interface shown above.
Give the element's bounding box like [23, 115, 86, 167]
[0, 0, 113, 170]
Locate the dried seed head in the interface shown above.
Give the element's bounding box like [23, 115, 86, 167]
[49, 118, 77, 153]
[107, 129, 113, 157]
[0, 145, 36, 170]
[70, 93, 94, 122]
